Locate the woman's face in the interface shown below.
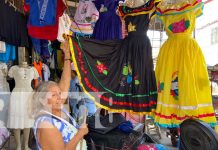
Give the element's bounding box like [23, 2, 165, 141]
[46, 85, 62, 111]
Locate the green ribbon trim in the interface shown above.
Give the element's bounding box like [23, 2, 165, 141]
[76, 37, 157, 97]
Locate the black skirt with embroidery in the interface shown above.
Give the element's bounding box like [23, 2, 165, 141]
[71, 1, 158, 114]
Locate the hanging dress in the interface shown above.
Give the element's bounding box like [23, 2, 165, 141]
[92, 0, 123, 40]
[7, 66, 39, 129]
[154, 0, 217, 128]
[71, 0, 160, 114]
[71, 0, 99, 36]
[0, 0, 29, 47]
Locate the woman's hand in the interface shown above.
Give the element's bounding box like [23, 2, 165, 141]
[77, 124, 89, 137]
[61, 36, 71, 58]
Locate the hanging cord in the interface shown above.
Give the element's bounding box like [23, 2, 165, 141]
[64, 0, 71, 16]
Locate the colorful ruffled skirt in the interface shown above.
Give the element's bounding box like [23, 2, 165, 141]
[155, 35, 217, 127]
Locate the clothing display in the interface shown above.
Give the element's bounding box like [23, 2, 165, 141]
[0, 63, 10, 123]
[42, 63, 50, 81]
[31, 38, 50, 58]
[0, 41, 6, 53]
[0, 44, 16, 63]
[92, 0, 123, 40]
[71, 0, 99, 36]
[57, 13, 72, 42]
[71, 0, 160, 114]
[7, 65, 39, 129]
[1, 0, 217, 148]
[154, 0, 217, 127]
[33, 61, 43, 87]
[0, 0, 29, 47]
[27, 0, 66, 40]
[26, 0, 57, 26]
[34, 109, 87, 150]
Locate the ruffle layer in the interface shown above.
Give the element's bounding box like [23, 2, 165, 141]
[118, 0, 161, 18]
[156, 0, 203, 15]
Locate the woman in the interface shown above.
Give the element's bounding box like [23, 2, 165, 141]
[31, 39, 88, 150]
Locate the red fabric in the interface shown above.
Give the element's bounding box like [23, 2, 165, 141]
[23, 2, 30, 13]
[28, 0, 66, 40]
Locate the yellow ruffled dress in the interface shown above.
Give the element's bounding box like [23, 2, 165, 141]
[154, 0, 217, 127]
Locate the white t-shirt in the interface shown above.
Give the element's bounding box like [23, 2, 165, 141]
[57, 13, 72, 42]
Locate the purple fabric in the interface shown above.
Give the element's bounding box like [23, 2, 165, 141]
[92, 0, 123, 40]
[0, 127, 10, 146]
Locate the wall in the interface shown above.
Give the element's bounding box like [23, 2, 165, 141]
[196, 0, 218, 66]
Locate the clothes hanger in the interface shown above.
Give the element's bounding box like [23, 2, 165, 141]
[5, 0, 25, 14]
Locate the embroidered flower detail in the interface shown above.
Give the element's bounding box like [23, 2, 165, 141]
[158, 81, 164, 93]
[170, 72, 179, 100]
[120, 64, 140, 86]
[96, 60, 108, 75]
[168, 19, 190, 33]
[122, 65, 129, 76]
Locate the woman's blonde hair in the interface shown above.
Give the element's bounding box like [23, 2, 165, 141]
[31, 81, 58, 118]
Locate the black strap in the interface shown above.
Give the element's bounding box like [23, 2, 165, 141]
[75, 83, 83, 92]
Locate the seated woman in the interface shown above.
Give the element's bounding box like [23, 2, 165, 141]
[31, 39, 88, 150]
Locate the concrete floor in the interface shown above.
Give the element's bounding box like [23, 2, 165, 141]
[150, 128, 178, 150]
